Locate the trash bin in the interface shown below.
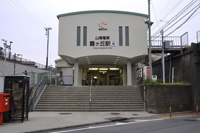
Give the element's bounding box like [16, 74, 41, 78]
[0, 93, 10, 125]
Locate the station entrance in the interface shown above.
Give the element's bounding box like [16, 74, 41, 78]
[82, 67, 123, 86]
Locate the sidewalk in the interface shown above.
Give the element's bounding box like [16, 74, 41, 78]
[0, 112, 155, 133]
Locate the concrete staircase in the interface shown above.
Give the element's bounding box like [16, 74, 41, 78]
[34, 86, 144, 112]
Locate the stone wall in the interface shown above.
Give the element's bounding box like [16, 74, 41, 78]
[140, 85, 192, 113]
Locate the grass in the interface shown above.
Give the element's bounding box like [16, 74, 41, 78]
[142, 79, 191, 85]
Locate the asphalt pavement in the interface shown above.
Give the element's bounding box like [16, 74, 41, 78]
[44, 116, 200, 133]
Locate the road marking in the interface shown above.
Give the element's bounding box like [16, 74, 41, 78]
[49, 119, 164, 133]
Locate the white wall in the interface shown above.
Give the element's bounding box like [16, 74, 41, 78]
[58, 11, 147, 59]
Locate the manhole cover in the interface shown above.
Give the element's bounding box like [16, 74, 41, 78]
[132, 114, 138, 116]
[110, 113, 120, 115]
[59, 113, 72, 115]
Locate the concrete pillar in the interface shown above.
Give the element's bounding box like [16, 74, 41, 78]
[74, 60, 79, 86]
[78, 66, 82, 86]
[123, 65, 127, 86]
[127, 60, 132, 86]
[132, 65, 137, 87]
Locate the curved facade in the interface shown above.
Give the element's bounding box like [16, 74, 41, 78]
[57, 10, 148, 86]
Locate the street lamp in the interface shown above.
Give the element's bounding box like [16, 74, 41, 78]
[9, 41, 13, 59]
[2, 39, 11, 78]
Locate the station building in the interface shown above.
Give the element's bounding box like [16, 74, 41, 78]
[56, 10, 148, 86]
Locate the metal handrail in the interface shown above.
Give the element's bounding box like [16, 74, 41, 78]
[29, 75, 48, 111]
[89, 86, 92, 111]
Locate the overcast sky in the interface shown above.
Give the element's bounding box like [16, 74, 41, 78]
[0, 0, 199, 67]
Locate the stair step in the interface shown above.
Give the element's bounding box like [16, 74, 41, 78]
[34, 86, 144, 112]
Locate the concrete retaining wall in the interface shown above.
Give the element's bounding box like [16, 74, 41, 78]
[152, 43, 200, 109]
[0, 59, 49, 76]
[140, 85, 192, 113]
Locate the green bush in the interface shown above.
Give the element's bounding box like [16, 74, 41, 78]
[142, 79, 191, 85]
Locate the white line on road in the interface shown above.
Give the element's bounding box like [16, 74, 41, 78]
[49, 118, 164, 133]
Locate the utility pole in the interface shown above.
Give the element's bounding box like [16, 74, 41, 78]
[45, 27, 52, 69]
[148, 0, 153, 80]
[161, 30, 165, 83]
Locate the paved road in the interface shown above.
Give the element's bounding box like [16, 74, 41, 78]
[44, 116, 200, 133]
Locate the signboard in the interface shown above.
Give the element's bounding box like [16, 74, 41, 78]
[143, 66, 149, 80]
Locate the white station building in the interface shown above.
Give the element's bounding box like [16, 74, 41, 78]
[56, 10, 148, 86]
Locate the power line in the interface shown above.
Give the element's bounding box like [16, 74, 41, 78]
[166, 4, 200, 36]
[152, 0, 198, 38]
[11, 0, 47, 27]
[164, 3, 200, 33]
[151, 1, 160, 29]
[152, 0, 182, 31]
[3, 0, 45, 28]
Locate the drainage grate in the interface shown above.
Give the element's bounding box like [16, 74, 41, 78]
[110, 113, 120, 115]
[59, 113, 72, 115]
[106, 117, 128, 122]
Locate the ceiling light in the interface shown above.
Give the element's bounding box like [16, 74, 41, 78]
[109, 68, 119, 70]
[89, 68, 98, 70]
[99, 68, 108, 71]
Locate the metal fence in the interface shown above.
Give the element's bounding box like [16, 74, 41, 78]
[149, 36, 184, 48]
[0, 51, 53, 70]
[197, 30, 200, 43]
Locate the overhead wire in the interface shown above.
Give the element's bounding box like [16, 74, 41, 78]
[164, 2, 200, 34]
[11, 0, 47, 27]
[151, 0, 181, 31]
[152, 0, 197, 37]
[3, 0, 46, 28]
[152, 0, 198, 39]
[151, 0, 160, 30]
[166, 3, 200, 36]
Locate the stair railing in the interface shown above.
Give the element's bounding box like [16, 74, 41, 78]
[89, 86, 92, 111]
[29, 74, 48, 111]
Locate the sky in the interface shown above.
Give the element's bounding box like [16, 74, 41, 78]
[0, 0, 200, 67]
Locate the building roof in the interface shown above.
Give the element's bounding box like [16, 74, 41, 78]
[57, 10, 148, 19]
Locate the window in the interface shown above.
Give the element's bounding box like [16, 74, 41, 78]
[77, 26, 81, 46]
[119, 26, 123, 46]
[125, 26, 129, 46]
[83, 26, 87, 46]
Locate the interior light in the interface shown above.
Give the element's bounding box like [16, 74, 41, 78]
[99, 68, 108, 71]
[109, 68, 119, 70]
[89, 68, 98, 70]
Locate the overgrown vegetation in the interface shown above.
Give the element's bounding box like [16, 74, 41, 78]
[142, 79, 191, 85]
